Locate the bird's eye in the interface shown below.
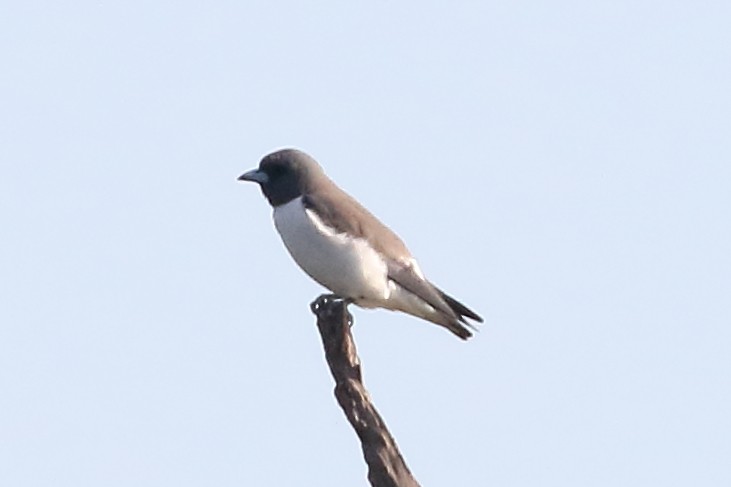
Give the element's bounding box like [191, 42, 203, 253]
[268, 165, 287, 179]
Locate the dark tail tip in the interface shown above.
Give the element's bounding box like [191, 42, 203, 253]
[451, 323, 473, 340]
[438, 289, 483, 324]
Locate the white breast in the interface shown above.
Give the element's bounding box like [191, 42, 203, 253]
[272, 196, 390, 303]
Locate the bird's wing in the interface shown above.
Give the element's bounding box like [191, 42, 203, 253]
[385, 260, 462, 320]
[302, 192, 410, 261]
[303, 192, 459, 320]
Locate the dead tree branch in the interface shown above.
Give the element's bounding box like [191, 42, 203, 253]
[310, 294, 421, 487]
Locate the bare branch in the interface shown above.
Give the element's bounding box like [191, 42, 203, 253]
[310, 294, 421, 487]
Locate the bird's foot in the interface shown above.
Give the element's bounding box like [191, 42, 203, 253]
[310, 294, 354, 327]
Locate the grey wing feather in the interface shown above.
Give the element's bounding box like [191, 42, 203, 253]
[302, 192, 411, 260]
[304, 192, 483, 333]
[386, 261, 459, 320]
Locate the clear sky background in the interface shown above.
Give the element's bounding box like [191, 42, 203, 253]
[2, 2, 730, 486]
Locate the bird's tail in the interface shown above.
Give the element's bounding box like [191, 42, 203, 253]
[435, 288, 483, 340]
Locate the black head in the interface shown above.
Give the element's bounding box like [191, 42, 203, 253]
[238, 149, 326, 206]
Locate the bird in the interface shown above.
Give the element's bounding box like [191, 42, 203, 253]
[238, 148, 483, 339]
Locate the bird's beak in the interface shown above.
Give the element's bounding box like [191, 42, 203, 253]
[238, 169, 268, 184]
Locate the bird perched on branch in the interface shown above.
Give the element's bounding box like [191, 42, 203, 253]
[238, 149, 483, 339]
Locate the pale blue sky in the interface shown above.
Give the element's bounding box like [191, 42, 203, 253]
[1, 2, 730, 486]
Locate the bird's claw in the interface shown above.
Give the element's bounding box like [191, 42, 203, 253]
[310, 293, 354, 327]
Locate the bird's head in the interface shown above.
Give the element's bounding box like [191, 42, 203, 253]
[238, 148, 325, 206]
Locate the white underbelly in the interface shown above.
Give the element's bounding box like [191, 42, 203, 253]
[272, 197, 389, 302]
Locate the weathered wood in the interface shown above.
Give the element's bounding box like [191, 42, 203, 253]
[310, 294, 421, 487]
